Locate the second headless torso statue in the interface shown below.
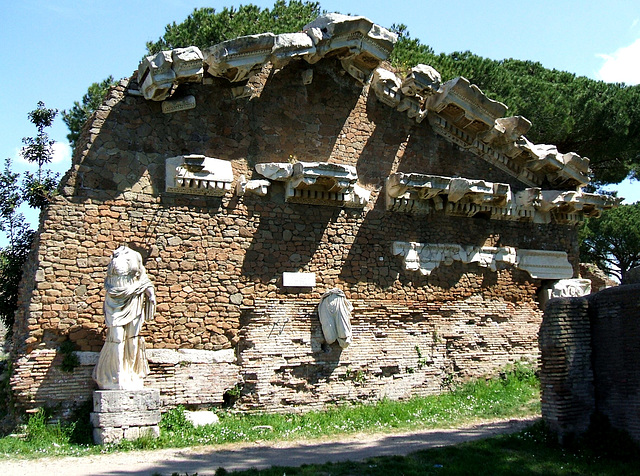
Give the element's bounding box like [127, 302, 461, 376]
[93, 246, 155, 390]
[318, 288, 353, 348]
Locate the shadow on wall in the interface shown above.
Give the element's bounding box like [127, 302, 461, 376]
[240, 191, 342, 284]
[246, 59, 363, 167]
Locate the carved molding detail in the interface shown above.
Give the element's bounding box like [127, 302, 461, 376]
[255, 161, 370, 207]
[165, 155, 233, 196]
[386, 172, 620, 224]
[392, 242, 574, 280]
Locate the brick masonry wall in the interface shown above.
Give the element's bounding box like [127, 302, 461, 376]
[540, 285, 640, 443]
[10, 58, 578, 415]
[589, 284, 640, 442]
[539, 297, 594, 440]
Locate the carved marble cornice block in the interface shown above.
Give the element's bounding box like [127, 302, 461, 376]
[165, 155, 233, 196]
[138, 51, 176, 101]
[303, 13, 396, 82]
[401, 64, 441, 98]
[372, 68, 403, 108]
[386, 173, 451, 200]
[393, 241, 573, 280]
[386, 173, 511, 215]
[396, 96, 427, 123]
[386, 171, 617, 224]
[304, 13, 396, 61]
[255, 161, 369, 208]
[236, 174, 270, 196]
[171, 46, 204, 83]
[271, 33, 316, 68]
[290, 161, 358, 191]
[479, 116, 532, 158]
[520, 140, 590, 188]
[204, 33, 276, 83]
[427, 77, 508, 134]
[255, 162, 294, 180]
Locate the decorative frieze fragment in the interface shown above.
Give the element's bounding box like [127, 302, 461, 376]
[393, 241, 573, 280]
[165, 155, 233, 196]
[385, 172, 620, 224]
[515, 249, 574, 280]
[161, 95, 196, 114]
[255, 161, 369, 208]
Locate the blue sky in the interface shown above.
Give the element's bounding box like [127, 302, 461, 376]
[1, 0, 639, 244]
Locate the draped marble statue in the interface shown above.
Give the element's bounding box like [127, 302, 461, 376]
[93, 246, 156, 390]
[318, 288, 353, 348]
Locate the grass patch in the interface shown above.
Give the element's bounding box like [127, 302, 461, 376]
[218, 421, 639, 475]
[0, 364, 540, 459]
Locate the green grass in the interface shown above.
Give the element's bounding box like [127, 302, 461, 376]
[218, 421, 639, 475]
[0, 364, 540, 459]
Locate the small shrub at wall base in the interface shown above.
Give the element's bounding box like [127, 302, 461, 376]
[59, 339, 80, 372]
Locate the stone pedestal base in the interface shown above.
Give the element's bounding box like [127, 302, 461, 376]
[90, 389, 161, 444]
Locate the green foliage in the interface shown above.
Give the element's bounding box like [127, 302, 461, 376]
[20, 102, 57, 170]
[19, 102, 59, 209]
[62, 76, 116, 150]
[0, 231, 33, 328]
[160, 405, 194, 434]
[580, 202, 640, 281]
[21, 169, 59, 210]
[0, 158, 35, 328]
[1, 102, 61, 328]
[390, 30, 640, 185]
[59, 339, 80, 372]
[146, 1, 322, 54]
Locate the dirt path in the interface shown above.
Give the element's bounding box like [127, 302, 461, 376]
[0, 416, 539, 476]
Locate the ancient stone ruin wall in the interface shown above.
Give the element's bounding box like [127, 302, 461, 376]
[9, 17, 594, 416]
[540, 284, 640, 443]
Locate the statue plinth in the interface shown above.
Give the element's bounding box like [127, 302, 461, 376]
[90, 388, 161, 444]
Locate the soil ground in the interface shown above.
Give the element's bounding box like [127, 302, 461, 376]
[0, 416, 539, 475]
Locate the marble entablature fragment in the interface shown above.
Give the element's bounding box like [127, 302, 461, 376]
[165, 155, 233, 196]
[393, 242, 573, 280]
[133, 12, 616, 212]
[385, 172, 620, 223]
[255, 161, 370, 208]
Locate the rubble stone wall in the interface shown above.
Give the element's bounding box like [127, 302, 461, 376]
[11, 58, 578, 414]
[540, 285, 640, 443]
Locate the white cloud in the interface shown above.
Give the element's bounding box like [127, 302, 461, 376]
[597, 38, 640, 85]
[16, 141, 72, 166]
[51, 142, 72, 164]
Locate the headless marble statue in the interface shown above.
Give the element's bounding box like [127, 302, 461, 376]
[93, 246, 155, 390]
